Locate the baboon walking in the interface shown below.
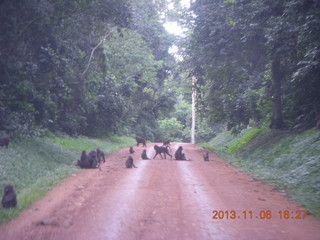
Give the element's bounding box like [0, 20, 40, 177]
[153, 145, 172, 159]
[126, 156, 137, 168]
[135, 137, 146, 147]
[1, 184, 17, 209]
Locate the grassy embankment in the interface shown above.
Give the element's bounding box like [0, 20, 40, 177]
[0, 135, 135, 224]
[202, 128, 320, 218]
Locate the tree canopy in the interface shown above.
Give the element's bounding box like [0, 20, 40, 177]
[1, 0, 319, 141]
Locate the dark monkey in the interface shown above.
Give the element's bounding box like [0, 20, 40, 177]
[0, 136, 9, 148]
[141, 149, 150, 160]
[78, 151, 91, 168]
[203, 151, 209, 161]
[135, 137, 146, 147]
[1, 184, 17, 209]
[96, 148, 105, 163]
[129, 146, 135, 154]
[162, 140, 171, 152]
[126, 156, 137, 168]
[88, 150, 99, 168]
[153, 145, 172, 159]
[175, 146, 186, 160]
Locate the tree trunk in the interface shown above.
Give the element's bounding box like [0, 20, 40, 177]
[270, 56, 284, 129]
[191, 77, 197, 144]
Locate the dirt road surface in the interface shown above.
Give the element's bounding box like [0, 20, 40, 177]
[0, 143, 319, 240]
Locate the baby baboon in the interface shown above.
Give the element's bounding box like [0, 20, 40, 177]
[175, 146, 186, 160]
[203, 151, 209, 161]
[1, 184, 17, 209]
[136, 137, 146, 147]
[88, 150, 99, 168]
[126, 156, 137, 168]
[96, 148, 105, 163]
[141, 149, 150, 160]
[0, 136, 9, 148]
[153, 145, 172, 159]
[162, 140, 171, 152]
[129, 146, 135, 154]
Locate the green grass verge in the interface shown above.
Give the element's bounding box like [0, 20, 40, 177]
[202, 128, 320, 219]
[0, 134, 135, 224]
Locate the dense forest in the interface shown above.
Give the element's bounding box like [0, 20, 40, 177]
[0, 0, 319, 142]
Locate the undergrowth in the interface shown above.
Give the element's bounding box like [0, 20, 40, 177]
[202, 128, 320, 219]
[0, 134, 134, 224]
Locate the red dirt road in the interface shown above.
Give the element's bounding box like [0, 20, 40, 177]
[0, 143, 319, 240]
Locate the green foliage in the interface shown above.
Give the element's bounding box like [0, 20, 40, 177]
[0, 0, 176, 138]
[205, 128, 320, 218]
[157, 117, 184, 141]
[0, 134, 134, 224]
[185, 0, 320, 130]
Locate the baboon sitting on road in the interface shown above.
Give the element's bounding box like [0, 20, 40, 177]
[141, 149, 150, 160]
[203, 151, 209, 161]
[129, 146, 135, 154]
[175, 146, 186, 160]
[126, 156, 137, 168]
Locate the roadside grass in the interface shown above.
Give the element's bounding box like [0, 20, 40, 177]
[202, 128, 320, 219]
[0, 135, 135, 224]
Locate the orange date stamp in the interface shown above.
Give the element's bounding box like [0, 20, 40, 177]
[211, 210, 309, 220]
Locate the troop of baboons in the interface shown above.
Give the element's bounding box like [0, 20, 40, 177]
[77, 148, 105, 169]
[1, 135, 212, 211]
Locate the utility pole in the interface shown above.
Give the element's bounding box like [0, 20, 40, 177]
[191, 76, 197, 144]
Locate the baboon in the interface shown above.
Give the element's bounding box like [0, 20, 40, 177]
[141, 149, 150, 160]
[88, 150, 99, 168]
[0, 136, 9, 148]
[129, 146, 135, 154]
[162, 140, 171, 152]
[126, 156, 137, 168]
[175, 146, 186, 160]
[317, 120, 320, 129]
[203, 151, 209, 161]
[153, 145, 172, 159]
[136, 137, 146, 147]
[1, 184, 17, 209]
[96, 148, 105, 163]
[78, 151, 91, 168]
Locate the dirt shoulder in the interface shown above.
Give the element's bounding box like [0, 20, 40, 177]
[0, 143, 319, 240]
